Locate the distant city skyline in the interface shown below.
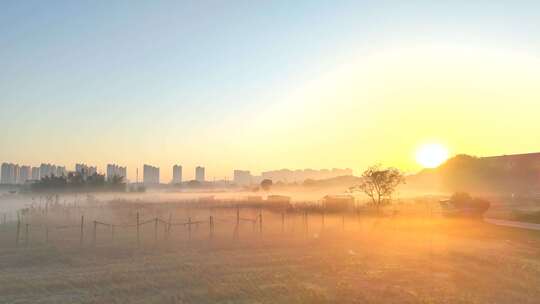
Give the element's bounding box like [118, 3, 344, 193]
[3, 151, 540, 185]
[1, 159, 357, 184]
[1, 162, 67, 184]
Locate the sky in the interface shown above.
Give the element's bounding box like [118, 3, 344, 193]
[1, 1, 540, 181]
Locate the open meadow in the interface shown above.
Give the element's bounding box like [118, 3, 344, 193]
[0, 197, 539, 304]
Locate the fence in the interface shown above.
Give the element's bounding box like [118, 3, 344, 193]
[2, 205, 383, 249]
[0, 196, 439, 251]
[7, 207, 258, 248]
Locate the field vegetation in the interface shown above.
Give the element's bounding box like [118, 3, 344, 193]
[0, 197, 539, 303]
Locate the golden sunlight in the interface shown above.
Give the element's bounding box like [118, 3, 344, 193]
[415, 143, 449, 168]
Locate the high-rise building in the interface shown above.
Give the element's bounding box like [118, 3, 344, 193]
[56, 166, 67, 177]
[0, 163, 25, 184]
[0, 163, 7, 184]
[31, 167, 40, 181]
[195, 166, 205, 182]
[119, 166, 127, 182]
[172, 165, 182, 184]
[37, 163, 66, 179]
[5, 163, 15, 184]
[13, 164, 20, 184]
[234, 170, 252, 186]
[75, 163, 97, 179]
[88, 166, 97, 176]
[1, 163, 15, 184]
[143, 164, 160, 184]
[107, 164, 127, 182]
[107, 164, 115, 180]
[2, 163, 65, 184]
[106, 164, 114, 181]
[19, 166, 31, 183]
[40, 163, 53, 179]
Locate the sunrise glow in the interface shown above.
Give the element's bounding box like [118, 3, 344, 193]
[415, 143, 450, 168]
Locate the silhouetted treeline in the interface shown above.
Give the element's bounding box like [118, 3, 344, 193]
[29, 172, 126, 192]
[410, 154, 540, 194]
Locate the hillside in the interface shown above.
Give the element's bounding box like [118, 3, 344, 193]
[407, 154, 540, 194]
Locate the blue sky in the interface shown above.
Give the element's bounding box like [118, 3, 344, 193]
[1, 1, 540, 180]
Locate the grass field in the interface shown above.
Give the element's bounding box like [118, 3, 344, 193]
[1, 206, 539, 304]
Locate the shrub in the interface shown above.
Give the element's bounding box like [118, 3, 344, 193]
[449, 192, 491, 217]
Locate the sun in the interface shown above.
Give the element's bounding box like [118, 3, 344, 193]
[415, 143, 449, 168]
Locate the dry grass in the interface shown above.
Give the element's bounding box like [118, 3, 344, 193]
[0, 204, 539, 304]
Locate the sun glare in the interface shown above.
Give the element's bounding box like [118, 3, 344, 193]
[415, 143, 449, 168]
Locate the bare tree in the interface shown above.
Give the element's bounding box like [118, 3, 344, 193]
[350, 165, 405, 212]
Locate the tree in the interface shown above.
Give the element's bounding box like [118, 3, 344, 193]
[108, 175, 126, 191]
[109, 175, 125, 185]
[260, 179, 273, 191]
[350, 165, 405, 212]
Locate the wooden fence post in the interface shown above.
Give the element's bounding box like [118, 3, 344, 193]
[154, 218, 158, 243]
[209, 216, 214, 239]
[16, 217, 20, 247]
[25, 224, 29, 247]
[80, 215, 85, 246]
[188, 217, 192, 241]
[167, 213, 172, 239]
[93, 221, 97, 246]
[136, 212, 140, 247]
